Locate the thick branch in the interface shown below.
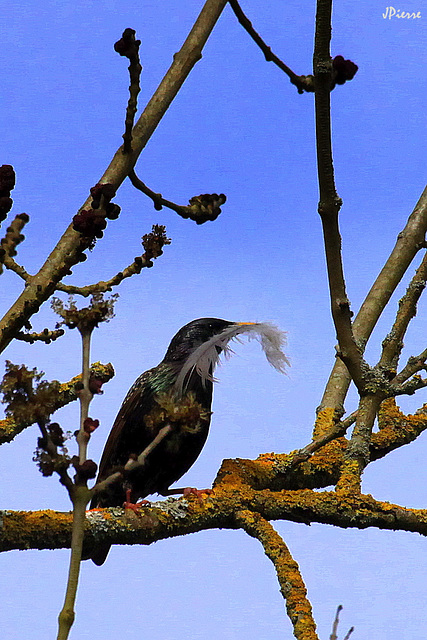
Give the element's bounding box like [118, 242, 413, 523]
[236, 510, 319, 640]
[313, 0, 365, 393]
[320, 185, 427, 411]
[0, 0, 229, 353]
[2, 489, 427, 553]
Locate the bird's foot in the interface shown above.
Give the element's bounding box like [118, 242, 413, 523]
[123, 489, 150, 513]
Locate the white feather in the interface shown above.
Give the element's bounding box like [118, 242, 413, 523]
[174, 322, 289, 395]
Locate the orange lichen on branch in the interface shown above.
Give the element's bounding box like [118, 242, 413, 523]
[313, 406, 335, 438]
[1, 509, 73, 551]
[309, 438, 346, 474]
[3, 487, 427, 554]
[371, 398, 427, 457]
[335, 459, 361, 495]
[236, 509, 319, 640]
[214, 456, 276, 489]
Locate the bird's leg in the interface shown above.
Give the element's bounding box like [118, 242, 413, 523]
[122, 424, 175, 512]
[123, 488, 150, 513]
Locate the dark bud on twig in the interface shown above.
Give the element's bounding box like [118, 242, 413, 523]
[105, 203, 121, 220]
[73, 458, 98, 481]
[0, 165, 15, 192]
[1, 212, 30, 262]
[89, 375, 104, 395]
[114, 28, 141, 58]
[0, 197, 13, 221]
[90, 183, 116, 203]
[73, 209, 107, 238]
[33, 422, 71, 477]
[47, 422, 66, 446]
[0, 165, 16, 221]
[188, 193, 226, 224]
[73, 184, 119, 248]
[332, 55, 358, 87]
[83, 417, 100, 433]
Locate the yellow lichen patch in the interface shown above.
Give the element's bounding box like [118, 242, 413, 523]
[335, 459, 361, 494]
[377, 397, 403, 429]
[373, 398, 427, 451]
[236, 510, 318, 640]
[313, 407, 335, 438]
[214, 457, 275, 490]
[0, 415, 18, 444]
[309, 438, 346, 472]
[257, 451, 279, 464]
[2, 509, 73, 551]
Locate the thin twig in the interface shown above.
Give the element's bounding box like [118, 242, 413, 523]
[0, 213, 29, 275]
[228, 0, 314, 94]
[56, 254, 153, 297]
[76, 329, 93, 463]
[128, 169, 191, 217]
[330, 605, 354, 640]
[124, 424, 173, 471]
[380, 250, 427, 370]
[128, 169, 226, 224]
[1, 254, 31, 281]
[57, 487, 92, 640]
[114, 29, 142, 154]
[16, 328, 65, 344]
[280, 417, 352, 475]
[392, 348, 427, 386]
[330, 605, 342, 640]
[93, 425, 174, 496]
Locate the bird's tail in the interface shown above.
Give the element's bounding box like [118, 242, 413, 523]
[81, 543, 111, 566]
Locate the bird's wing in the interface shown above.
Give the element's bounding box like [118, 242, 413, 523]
[95, 367, 162, 482]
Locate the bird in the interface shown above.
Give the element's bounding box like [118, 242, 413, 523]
[86, 317, 288, 565]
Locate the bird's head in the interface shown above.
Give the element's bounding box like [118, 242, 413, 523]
[163, 318, 233, 363]
[163, 317, 289, 396]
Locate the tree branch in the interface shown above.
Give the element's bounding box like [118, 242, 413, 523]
[236, 510, 319, 640]
[0, 0, 229, 353]
[380, 250, 427, 371]
[0, 362, 114, 445]
[128, 169, 226, 224]
[313, 0, 365, 393]
[228, 0, 314, 94]
[320, 185, 427, 412]
[2, 488, 427, 553]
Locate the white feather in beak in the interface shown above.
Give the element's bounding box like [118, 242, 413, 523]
[174, 322, 289, 395]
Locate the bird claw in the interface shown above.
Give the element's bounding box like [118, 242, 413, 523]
[123, 489, 150, 513]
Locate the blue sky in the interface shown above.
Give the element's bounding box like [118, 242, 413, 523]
[1, 1, 426, 638]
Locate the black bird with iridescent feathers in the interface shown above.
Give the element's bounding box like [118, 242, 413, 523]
[88, 317, 288, 565]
